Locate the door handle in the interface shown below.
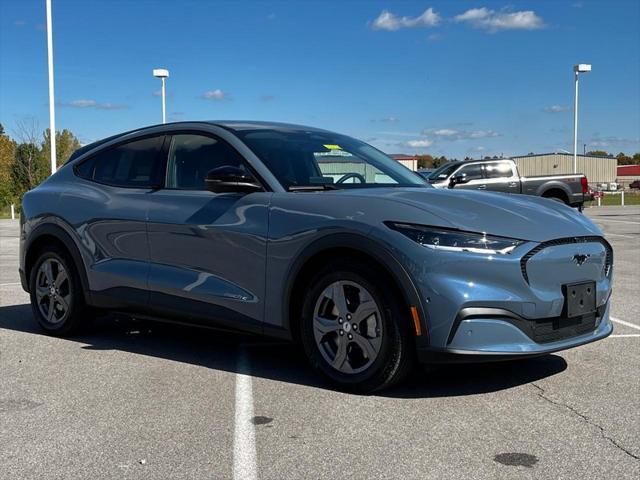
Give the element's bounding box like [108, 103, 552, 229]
[477, 184, 487, 190]
[508, 182, 518, 187]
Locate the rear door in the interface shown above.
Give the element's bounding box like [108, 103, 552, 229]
[63, 135, 166, 308]
[145, 132, 271, 332]
[482, 161, 520, 193]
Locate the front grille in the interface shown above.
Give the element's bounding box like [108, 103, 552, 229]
[530, 312, 598, 343]
[520, 236, 613, 284]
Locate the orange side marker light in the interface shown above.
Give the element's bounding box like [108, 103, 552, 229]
[410, 306, 422, 336]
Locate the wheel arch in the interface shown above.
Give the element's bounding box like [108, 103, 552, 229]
[284, 233, 429, 346]
[24, 223, 91, 302]
[540, 186, 570, 204]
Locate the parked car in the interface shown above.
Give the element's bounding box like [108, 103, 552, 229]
[416, 168, 434, 179]
[629, 180, 640, 190]
[19, 121, 613, 392]
[427, 159, 589, 208]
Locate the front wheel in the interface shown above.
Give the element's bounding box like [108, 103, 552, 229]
[299, 260, 414, 393]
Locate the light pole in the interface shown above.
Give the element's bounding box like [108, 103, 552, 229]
[46, 0, 57, 174]
[152, 68, 169, 124]
[573, 63, 591, 173]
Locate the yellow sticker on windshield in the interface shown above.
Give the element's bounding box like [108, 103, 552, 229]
[323, 144, 342, 150]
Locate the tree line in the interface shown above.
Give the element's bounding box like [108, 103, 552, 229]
[0, 120, 81, 213]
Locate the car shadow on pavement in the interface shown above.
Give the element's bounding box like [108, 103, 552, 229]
[0, 303, 567, 398]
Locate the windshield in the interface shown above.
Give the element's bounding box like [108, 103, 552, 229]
[235, 129, 427, 190]
[427, 162, 460, 181]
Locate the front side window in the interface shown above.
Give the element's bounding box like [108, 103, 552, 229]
[456, 163, 483, 181]
[166, 134, 248, 190]
[235, 129, 426, 190]
[77, 136, 164, 188]
[484, 161, 514, 179]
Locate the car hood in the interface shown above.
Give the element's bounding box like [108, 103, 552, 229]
[333, 187, 602, 242]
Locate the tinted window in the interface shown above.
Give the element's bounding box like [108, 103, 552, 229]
[235, 129, 425, 190]
[77, 136, 163, 188]
[484, 161, 513, 179]
[166, 134, 247, 190]
[457, 163, 483, 181]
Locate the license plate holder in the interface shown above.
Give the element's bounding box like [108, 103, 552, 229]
[563, 281, 597, 318]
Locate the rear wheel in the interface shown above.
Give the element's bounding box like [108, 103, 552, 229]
[299, 260, 413, 393]
[29, 246, 87, 336]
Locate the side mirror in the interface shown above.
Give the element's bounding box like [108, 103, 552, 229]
[448, 174, 468, 189]
[204, 166, 262, 194]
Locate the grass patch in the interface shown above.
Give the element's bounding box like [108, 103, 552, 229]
[584, 191, 640, 207]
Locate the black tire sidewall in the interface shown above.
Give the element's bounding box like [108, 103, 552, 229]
[29, 247, 82, 335]
[300, 262, 409, 392]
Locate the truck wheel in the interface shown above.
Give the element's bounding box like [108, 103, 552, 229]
[299, 259, 414, 393]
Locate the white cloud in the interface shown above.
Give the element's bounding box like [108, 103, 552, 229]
[371, 8, 441, 31]
[423, 128, 499, 140]
[432, 128, 458, 137]
[202, 89, 228, 100]
[69, 99, 97, 108]
[454, 7, 545, 32]
[544, 105, 570, 113]
[406, 139, 434, 148]
[379, 116, 399, 123]
[427, 33, 442, 42]
[61, 99, 127, 110]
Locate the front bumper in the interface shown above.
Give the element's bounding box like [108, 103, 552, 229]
[387, 230, 613, 359]
[416, 301, 612, 362]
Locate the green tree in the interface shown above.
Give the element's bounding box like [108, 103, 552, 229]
[633, 153, 640, 165]
[586, 150, 610, 157]
[0, 124, 17, 207]
[12, 142, 48, 194]
[616, 152, 633, 165]
[42, 128, 81, 168]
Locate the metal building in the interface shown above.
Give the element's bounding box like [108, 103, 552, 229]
[511, 153, 617, 184]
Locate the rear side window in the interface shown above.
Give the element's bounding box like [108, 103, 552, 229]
[166, 134, 247, 190]
[76, 136, 164, 188]
[484, 161, 513, 179]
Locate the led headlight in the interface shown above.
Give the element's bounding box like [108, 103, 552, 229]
[387, 222, 524, 255]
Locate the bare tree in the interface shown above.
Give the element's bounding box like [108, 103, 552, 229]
[11, 116, 48, 192]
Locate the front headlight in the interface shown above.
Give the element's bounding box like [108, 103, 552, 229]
[386, 222, 524, 255]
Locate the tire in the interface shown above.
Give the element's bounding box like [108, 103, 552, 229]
[28, 245, 88, 336]
[299, 259, 414, 393]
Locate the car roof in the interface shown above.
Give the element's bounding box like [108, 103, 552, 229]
[65, 120, 339, 165]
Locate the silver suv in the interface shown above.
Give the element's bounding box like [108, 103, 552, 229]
[19, 121, 613, 392]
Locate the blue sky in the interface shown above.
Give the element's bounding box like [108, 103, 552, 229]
[1, 0, 639, 158]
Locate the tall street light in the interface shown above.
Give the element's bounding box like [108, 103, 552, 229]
[46, 0, 57, 174]
[573, 63, 591, 173]
[153, 68, 169, 124]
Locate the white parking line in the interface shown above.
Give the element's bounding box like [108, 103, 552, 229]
[611, 317, 640, 331]
[0, 282, 22, 286]
[610, 334, 640, 338]
[604, 233, 636, 239]
[233, 345, 257, 480]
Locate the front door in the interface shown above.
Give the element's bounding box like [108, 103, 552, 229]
[146, 133, 271, 332]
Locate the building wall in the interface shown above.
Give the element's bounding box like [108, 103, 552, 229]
[396, 159, 418, 171]
[512, 154, 617, 183]
[617, 175, 640, 188]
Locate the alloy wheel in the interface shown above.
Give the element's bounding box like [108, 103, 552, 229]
[312, 280, 383, 374]
[35, 258, 71, 324]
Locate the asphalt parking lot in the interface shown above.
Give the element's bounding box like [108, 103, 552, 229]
[1, 206, 638, 480]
